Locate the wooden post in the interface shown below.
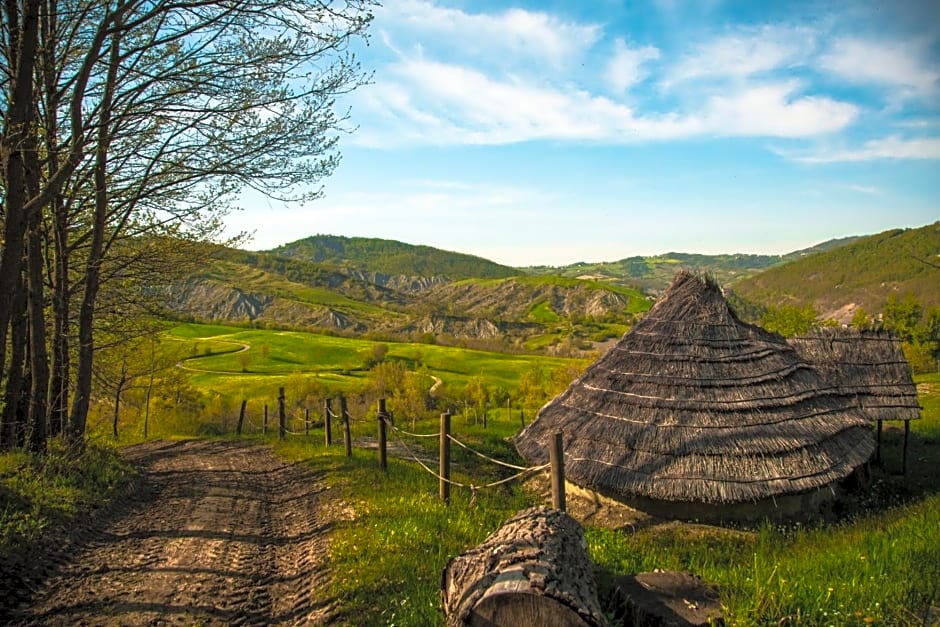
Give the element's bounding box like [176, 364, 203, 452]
[378, 398, 387, 470]
[875, 419, 883, 465]
[440, 412, 452, 504]
[341, 395, 352, 458]
[903, 419, 910, 475]
[550, 432, 565, 512]
[263, 404, 268, 435]
[520, 408, 525, 429]
[236, 399, 247, 436]
[278, 387, 286, 440]
[324, 398, 333, 446]
[305, 408, 310, 437]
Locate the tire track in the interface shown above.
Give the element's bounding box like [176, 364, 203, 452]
[8, 440, 336, 626]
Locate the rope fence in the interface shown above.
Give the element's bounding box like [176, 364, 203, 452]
[220, 393, 566, 510]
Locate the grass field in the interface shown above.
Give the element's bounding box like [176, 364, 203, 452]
[165, 322, 584, 399]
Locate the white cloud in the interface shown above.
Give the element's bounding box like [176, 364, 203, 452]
[845, 184, 881, 194]
[700, 82, 858, 138]
[665, 25, 815, 85]
[819, 37, 939, 98]
[787, 136, 940, 163]
[377, 1, 600, 70]
[606, 38, 660, 93]
[355, 60, 857, 146]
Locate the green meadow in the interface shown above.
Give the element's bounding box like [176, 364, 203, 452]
[165, 322, 583, 400]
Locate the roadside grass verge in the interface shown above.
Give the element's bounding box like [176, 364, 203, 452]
[274, 418, 534, 626]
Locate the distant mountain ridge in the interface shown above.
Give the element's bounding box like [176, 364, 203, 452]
[522, 237, 861, 293]
[160, 224, 934, 351]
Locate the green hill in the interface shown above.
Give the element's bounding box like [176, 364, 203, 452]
[732, 222, 940, 321]
[269, 234, 520, 280]
[162, 244, 651, 353]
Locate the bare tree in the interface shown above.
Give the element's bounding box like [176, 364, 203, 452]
[0, 0, 376, 450]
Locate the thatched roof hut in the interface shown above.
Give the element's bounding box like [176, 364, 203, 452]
[515, 271, 875, 521]
[789, 328, 920, 473]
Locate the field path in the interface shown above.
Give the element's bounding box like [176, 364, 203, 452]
[8, 440, 338, 626]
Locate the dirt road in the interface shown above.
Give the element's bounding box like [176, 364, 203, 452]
[8, 440, 338, 626]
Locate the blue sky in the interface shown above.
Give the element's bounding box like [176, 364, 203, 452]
[229, 0, 939, 267]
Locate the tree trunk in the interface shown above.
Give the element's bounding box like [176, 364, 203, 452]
[441, 507, 607, 627]
[0, 0, 40, 377]
[142, 338, 155, 439]
[68, 15, 122, 447]
[1, 273, 29, 450]
[24, 79, 48, 455]
[43, 0, 69, 439]
[26, 222, 50, 454]
[112, 357, 129, 439]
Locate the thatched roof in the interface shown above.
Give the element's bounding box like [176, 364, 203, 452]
[789, 328, 921, 422]
[515, 271, 874, 506]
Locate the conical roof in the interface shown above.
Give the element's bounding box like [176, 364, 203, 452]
[515, 271, 874, 505]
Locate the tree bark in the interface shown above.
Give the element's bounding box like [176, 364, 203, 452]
[441, 507, 607, 627]
[0, 0, 40, 374]
[42, 0, 70, 439]
[26, 221, 50, 454]
[1, 273, 29, 450]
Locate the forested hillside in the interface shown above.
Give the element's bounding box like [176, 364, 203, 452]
[733, 222, 940, 321]
[270, 235, 520, 280]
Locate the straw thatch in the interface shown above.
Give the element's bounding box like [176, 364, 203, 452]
[515, 271, 874, 509]
[789, 328, 921, 422]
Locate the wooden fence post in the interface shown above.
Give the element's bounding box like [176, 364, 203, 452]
[236, 399, 247, 436]
[263, 404, 268, 435]
[520, 408, 525, 429]
[875, 419, 884, 465]
[903, 419, 910, 475]
[278, 387, 286, 441]
[440, 412, 451, 504]
[341, 395, 352, 458]
[324, 398, 333, 446]
[378, 398, 388, 471]
[305, 408, 310, 437]
[550, 431, 565, 512]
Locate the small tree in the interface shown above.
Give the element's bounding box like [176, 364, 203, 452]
[882, 294, 923, 343]
[761, 304, 820, 337]
[851, 307, 874, 331]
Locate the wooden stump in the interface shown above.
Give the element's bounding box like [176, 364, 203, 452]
[606, 570, 723, 627]
[441, 507, 607, 627]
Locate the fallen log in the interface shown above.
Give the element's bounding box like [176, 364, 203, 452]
[441, 507, 607, 627]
